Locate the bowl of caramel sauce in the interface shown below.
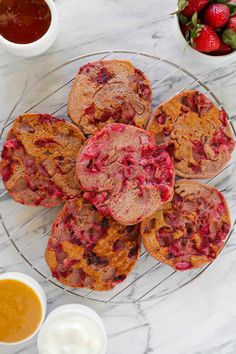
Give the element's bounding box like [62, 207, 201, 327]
[0, 0, 58, 57]
[0, 272, 47, 346]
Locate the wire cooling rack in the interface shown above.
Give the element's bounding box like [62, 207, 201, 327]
[0, 50, 236, 304]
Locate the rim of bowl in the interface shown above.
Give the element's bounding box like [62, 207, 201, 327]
[0, 272, 47, 346]
[175, 14, 236, 59]
[0, 0, 58, 49]
[37, 304, 107, 354]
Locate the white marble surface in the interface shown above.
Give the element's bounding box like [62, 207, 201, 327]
[0, 0, 236, 353]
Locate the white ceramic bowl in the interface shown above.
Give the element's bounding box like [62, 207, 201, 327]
[174, 14, 236, 65]
[37, 304, 107, 354]
[0, 0, 58, 57]
[0, 272, 47, 346]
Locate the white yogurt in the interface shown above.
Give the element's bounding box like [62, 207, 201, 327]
[37, 304, 107, 354]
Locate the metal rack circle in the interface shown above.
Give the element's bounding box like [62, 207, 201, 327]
[0, 50, 235, 304]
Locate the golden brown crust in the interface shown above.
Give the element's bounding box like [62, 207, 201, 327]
[147, 90, 235, 178]
[0, 113, 85, 207]
[141, 180, 231, 270]
[68, 60, 152, 135]
[45, 198, 140, 290]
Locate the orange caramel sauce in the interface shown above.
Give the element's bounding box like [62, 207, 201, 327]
[0, 279, 42, 343]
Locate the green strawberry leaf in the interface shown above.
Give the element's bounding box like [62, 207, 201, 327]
[222, 29, 236, 49]
[191, 24, 203, 39]
[171, 0, 188, 16]
[215, 0, 231, 4]
[178, 0, 188, 12]
[178, 13, 188, 24]
[227, 3, 236, 16]
[191, 31, 199, 39]
[191, 12, 198, 27]
[186, 20, 194, 30]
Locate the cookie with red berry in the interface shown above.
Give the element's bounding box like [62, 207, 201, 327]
[45, 198, 140, 290]
[0, 114, 85, 207]
[68, 60, 152, 135]
[147, 90, 235, 178]
[141, 180, 231, 271]
[76, 123, 175, 225]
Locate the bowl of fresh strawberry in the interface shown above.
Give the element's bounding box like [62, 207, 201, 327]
[174, 0, 236, 63]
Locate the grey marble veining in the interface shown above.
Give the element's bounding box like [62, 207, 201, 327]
[0, 0, 236, 353]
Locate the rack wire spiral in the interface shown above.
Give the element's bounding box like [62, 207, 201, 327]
[0, 50, 235, 304]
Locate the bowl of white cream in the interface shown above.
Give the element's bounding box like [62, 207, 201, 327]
[37, 304, 107, 354]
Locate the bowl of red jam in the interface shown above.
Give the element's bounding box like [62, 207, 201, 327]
[0, 0, 58, 57]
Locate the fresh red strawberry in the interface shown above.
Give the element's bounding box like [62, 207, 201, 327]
[212, 41, 232, 55]
[227, 16, 236, 32]
[179, 0, 210, 18]
[191, 25, 221, 52]
[203, 4, 230, 28]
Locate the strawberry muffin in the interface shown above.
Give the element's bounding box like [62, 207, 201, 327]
[0, 113, 85, 207]
[141, 180, 231, 271]
[76, 123, 175, 225]
[68, 60, 152, 135]
[45, 198, 140, 290]
[147, 90, 235, 178]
